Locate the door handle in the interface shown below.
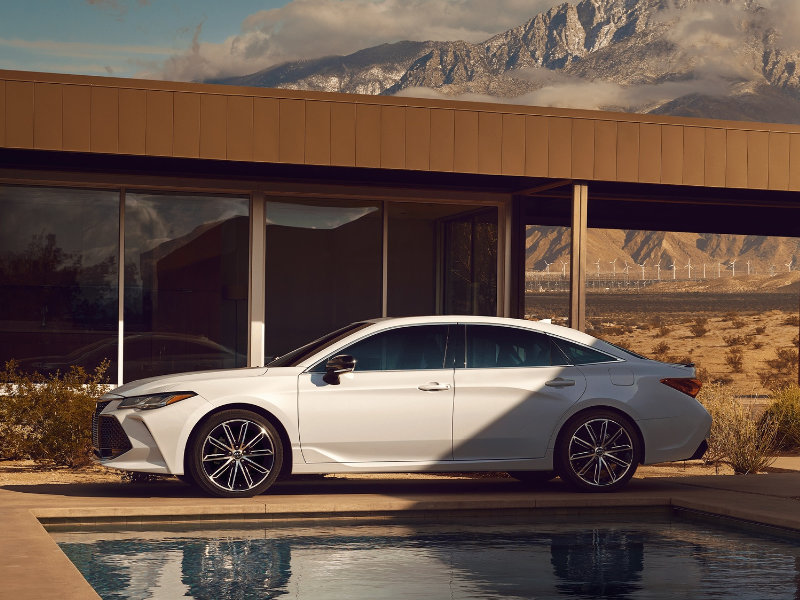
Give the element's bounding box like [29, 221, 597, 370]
[545, 378, 575, 388]
[418, 382, 451, 391]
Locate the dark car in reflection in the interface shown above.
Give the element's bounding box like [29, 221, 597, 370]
[19, 333, 240, 380]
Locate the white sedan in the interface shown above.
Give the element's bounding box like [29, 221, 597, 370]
[93, 316, 711, 497]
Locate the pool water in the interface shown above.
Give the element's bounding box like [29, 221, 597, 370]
[51, 510, 800, 600]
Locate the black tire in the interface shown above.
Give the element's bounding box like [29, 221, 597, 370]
[187, 409, 283, 498]
[555, 409, 641, 492]
[508, 470, 556, 486]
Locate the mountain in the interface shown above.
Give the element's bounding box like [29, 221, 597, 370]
[210, 0, 800, 124]
[525, 227, 800, 285]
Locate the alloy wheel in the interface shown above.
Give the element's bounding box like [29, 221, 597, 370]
[200, 418, 276, 492]
[567, 417, 634, 488]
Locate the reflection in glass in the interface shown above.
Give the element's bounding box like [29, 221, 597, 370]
[124, 193, 249, 382]
[387, 203, 480, 318]
[443, 208, 497, 315]
[265, 198, 382, 361]
[0, 186, 119, 377]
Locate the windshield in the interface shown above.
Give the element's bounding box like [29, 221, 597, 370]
[266, 322, 371, 367]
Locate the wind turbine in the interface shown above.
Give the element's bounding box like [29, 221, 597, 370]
[746, 260, 751, 275]
[717, 262, 722, 278]
[730, 259, 736, 277]
[670, 262, 676, 280]
[543, 260, 552, 275]
[685, 259, 693, 279]
[610, 258, 617, 278]
[769, 264, 776, 276]
[594, 259, 601, 278]
[787, 259, 795, 272]
[703, 263, 707, 279]
[639, 261, 647, 280]
[623, 262, 631, 280]
[561, 260, 568, 278]
[655, 261, 662, 280]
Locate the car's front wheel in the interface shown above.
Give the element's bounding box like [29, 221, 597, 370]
[555, 409, 641, 492]
[188, 409, 283, 498]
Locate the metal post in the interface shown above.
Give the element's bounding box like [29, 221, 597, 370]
[248, 192, 266, 367]
[570, 183, 588, 331]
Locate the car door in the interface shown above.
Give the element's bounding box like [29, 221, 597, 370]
[298, 324, 455, 463]
[452, 324, 587, 460]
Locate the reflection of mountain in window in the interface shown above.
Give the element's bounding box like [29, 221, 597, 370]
[266, 201, 379, 230]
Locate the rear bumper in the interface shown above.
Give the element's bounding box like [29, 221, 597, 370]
[687, 439, 708, 461]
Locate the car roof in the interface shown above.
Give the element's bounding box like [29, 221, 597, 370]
[356, 315, 603, 349]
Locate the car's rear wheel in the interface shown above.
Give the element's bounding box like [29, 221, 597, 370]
[555, 409, 640, 492]
[188, 409, 283, 498]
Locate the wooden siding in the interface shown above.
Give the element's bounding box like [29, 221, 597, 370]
[1, 69, 800, 192]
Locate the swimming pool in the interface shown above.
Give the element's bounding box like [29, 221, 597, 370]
[51, 510, 800, 599]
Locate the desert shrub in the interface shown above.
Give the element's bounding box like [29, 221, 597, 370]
[658, 325, 671, 337]
[784, 314, 800, 327]
[652, 341, 670, 357]
[723, 334, 746, 347]
[758, 347, 799, 391]
[731, 318, 746, 329]
[0, 360, 111, 467]
[666, 355, 693, 365]
[760, 386, 800, 451]
[723, 311, 739, 321]
[752, 341, 764, 350]
[725, 348, 744, 373]
[698, 384, 778, 474]
[754, 325, 767, 336]
[767, 347, 799, 373]
[689, 317, 710, 338]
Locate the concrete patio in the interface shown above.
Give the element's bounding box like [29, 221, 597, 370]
[3, 469, 800, 600]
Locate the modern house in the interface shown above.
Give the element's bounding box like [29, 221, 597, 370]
[0, 69, 798, 385]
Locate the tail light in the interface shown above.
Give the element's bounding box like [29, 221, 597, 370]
[660, 377, 702, 398]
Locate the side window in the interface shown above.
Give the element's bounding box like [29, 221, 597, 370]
[312, 325, 449, 372]
[466, 325, 567, 368]
[554, 338, 617, 365]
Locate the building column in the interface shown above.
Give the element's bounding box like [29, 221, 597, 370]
[248, 192, 266, 367]
[570, 183, 588, 331]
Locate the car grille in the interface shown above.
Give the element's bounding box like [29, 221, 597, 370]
[92, 401, 132, 458]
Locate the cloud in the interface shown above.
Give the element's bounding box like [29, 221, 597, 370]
[143, 0, 557, 81]
[757, 0, 800, 48]
[396, 71, 732, 113]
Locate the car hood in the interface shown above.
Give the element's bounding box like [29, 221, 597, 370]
[107, 367, 270, 397]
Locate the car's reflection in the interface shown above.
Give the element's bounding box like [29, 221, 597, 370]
[55, 517, 800, 600]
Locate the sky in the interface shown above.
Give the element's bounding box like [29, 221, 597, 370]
[1, 0, 556, 81]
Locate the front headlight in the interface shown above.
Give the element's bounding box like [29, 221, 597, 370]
[118, 392, 197, 410]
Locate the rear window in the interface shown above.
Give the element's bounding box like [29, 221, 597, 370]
[553, 338, 618, 365]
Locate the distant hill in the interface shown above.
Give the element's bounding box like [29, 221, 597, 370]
[526, 228, 800, 284]
[211, 0, 800, 125]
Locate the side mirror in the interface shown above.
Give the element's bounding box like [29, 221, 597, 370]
[322, 354, 357, 385]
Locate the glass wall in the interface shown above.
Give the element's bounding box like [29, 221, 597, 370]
[0, 186, 119, 377]
[442, 208, 498, 316]
[264, 198, 383, 361]
[124, 193, 249, 382]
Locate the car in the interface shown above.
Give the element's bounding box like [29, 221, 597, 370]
[92, 316, 711, 497]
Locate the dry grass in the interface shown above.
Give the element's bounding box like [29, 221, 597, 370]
[698, 384, 778, 474]
[601, 309, 799, 396]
